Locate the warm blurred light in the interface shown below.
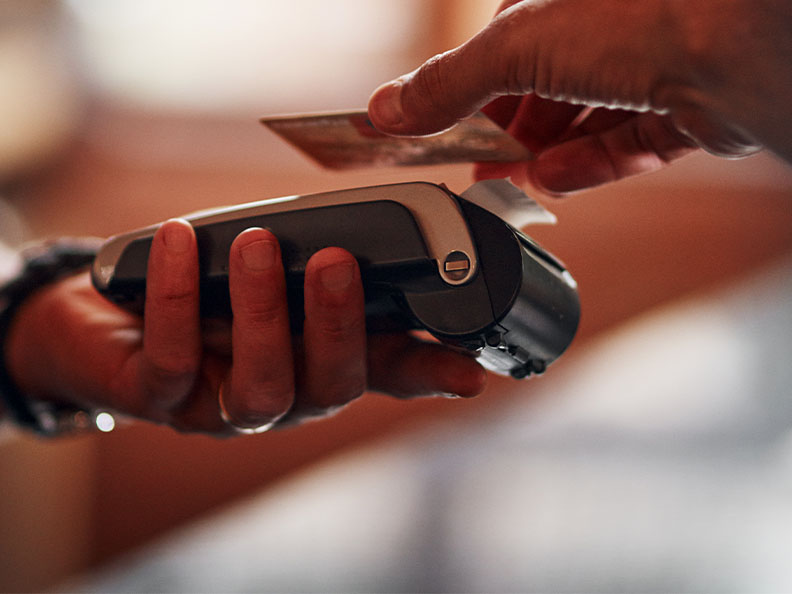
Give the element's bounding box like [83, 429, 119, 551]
[64, 0, 422, 115]
[0, 2, 83, 181]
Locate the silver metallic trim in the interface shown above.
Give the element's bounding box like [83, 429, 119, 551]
[461, 178, 556, 228]
[93, 182, 478, 289]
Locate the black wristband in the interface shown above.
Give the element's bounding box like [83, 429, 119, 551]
[0, 238, 106, 436]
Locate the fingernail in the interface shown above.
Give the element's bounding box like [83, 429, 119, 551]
[319, 262, 355, 292]
[219, 388, 282, 434]
[369, 80, 404, 129]
[162, 220, 192, 254]
[240, 239, 276, 271]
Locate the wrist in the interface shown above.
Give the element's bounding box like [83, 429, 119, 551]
[0, 239, 111, 436]
[4, 277, 62, 401]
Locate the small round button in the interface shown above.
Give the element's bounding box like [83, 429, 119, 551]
[443, 251, 471, 282]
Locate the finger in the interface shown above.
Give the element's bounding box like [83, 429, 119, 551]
[475, 96, 585, 184]
[167, 356, 235, 435]
[368, 0, 686, 138]
[495, 0, 524, 14]
[222, 228, 294, 429]
[476, 97, 533, 184]
[506, 95, 587, 154]
[368, 334, 487, 399]
[670, 102, 761, 158]
[200, 318, 232, 356]
[368, 10, 529, 137]
[482, 95, 522, 129]
[474, 160, 529, 184]
[527, 112, 699, 194]
[573, 107, 634, 137]
[368, 49, 495, 135]
[141, 219, 201, 409]
[368, 0, 576, 136]
[297, 248, 367, 414]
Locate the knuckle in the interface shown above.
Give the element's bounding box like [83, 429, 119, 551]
[149, 355, 198, 379]
[505, 45, 535, 96]
[143, 358, 198, 401]
[491, 20, 534, 95]
[151, 281, 196, 310]
[238, 297, 287, 329]
[410, 52, 450, 113]
[482, 7, 539, 95]
[313, 316, 363, 345]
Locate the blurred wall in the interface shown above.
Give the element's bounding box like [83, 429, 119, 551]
[1, 1, 791, 592]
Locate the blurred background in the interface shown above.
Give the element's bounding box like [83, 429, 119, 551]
[0, 1, 791, 592]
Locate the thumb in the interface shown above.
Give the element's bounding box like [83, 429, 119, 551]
[368, 36, 514, 136]
[368, 0, 685, 139]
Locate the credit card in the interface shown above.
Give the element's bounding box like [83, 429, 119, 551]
[260, 109, 532, 169]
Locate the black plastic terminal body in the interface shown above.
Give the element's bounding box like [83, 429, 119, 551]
[92, 184, 580, 378]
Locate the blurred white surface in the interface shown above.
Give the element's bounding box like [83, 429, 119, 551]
[0, 3, 83, 180]
[64, 0, 423, 115]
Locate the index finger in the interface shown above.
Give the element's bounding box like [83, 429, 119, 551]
[141, 219, 201, 409]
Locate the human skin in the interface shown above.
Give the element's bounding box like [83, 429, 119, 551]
[368, 0, 792, 193]
[3, 221, 486, 435]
